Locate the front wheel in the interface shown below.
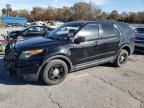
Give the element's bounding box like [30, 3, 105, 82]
[41, 59, 68, 85]
[113, 49, 128, 67]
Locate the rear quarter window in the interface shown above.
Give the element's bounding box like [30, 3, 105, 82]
[117, 23, 132, 34]
[101, 24, 120, 38]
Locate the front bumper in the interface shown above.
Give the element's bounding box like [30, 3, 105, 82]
[4, 52, 43, 81]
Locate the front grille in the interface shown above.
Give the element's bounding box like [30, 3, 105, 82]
[4, 51, 17, 70]
[5, 52, 16, 61]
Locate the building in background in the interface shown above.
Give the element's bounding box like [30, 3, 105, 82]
[1, 16, 27, 27]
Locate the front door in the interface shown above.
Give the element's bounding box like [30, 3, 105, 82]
[71, 23, 102, 65]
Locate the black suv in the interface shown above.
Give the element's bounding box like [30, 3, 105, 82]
[4, 21, 135, 85]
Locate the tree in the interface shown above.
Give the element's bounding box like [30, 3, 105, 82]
[72, 2, 92, 20]
[54, 7, 72, 22]
[1, 2, 144, 23]
[11, 10, 19, 16]
[108, 10, 119, 20]
[45, 6, 55, 20]
[89, 1, 102, 20]
[137, 12, 144, 23]
[120, 12, 128, 22]
[98, 12, 108, 19]
[2, 8, 7, 16]
[1, 4, 12, 16]
[71, 2, 102, 21]
[5, 4, 12, 16]
[31, 7, 45, 21]
[128, 12, 137, 23]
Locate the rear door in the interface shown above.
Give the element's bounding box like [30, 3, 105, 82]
[99, 23, 120, 58]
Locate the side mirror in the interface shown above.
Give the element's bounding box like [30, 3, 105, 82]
[74, 36, 85, 44]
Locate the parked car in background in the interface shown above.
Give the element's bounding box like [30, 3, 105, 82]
[8, 25, 54, 42]
[23, 22, 31, 27]
[133, 27, 144, 52]
[5, 25, 54, 55]
[46, 21, 64, 29]
[4, 21, 134, 85]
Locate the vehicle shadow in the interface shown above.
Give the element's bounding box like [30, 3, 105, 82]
[0, 56, 43, 86]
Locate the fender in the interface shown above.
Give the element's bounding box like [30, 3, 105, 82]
[119, 44, 131, 54]
[36, 55, 74, 76]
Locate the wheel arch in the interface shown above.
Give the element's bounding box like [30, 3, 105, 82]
[120, 45, 131, 55]
[37, 55, 73, 79]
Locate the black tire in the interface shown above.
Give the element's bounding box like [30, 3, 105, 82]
[114, 49, 128, 67]
[42, 59, 68, 85]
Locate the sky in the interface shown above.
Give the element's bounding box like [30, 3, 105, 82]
[0, 0, 144, 13]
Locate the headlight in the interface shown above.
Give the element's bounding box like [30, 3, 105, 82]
[19, 49, 44, 59]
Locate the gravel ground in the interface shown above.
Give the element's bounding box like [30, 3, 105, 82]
[0, 53, 144, 108]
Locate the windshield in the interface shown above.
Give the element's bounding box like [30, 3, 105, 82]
[135, 28, 144, 34]
[47, 23, 83, 40]
[20, 26, 32, 31]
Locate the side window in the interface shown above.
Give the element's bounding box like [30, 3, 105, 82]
[118, 23, 132, 33]
[34, 27, 43, 32]
[102, 24, 119, 38]
[27, 27, 35, 31]
[77, 24, 99, 41]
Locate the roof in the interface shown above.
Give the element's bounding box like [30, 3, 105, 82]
[67, 20, 117, 25]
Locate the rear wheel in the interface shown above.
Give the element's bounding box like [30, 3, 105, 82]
[114, 49, 128, 67]
[42, 59, 68, 85]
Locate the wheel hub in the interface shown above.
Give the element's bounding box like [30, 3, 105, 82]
[119, 54, 127, 64]
[120, 56, 125, 62]
[53, 68, 60, 77]
[48, 64, 65, 80]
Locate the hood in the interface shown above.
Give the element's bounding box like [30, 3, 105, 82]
[15, 36, 65, 51]
[8, 30, 22, 38]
